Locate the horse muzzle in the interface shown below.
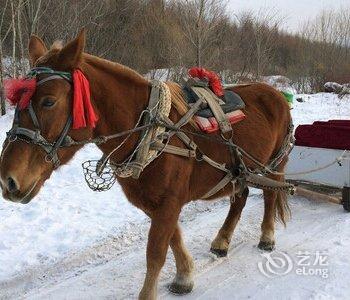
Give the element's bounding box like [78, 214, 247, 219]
[1, 176, 39, 204]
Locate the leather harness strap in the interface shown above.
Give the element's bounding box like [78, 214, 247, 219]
[191, 86, 232, 133]
[202, 172, 235, 199]
[151, 142, 196, 158]
[131, 83, 161, 179]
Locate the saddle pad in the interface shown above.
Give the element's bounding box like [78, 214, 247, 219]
[195, 110, 245, 134]
[183, 86, 246, 118]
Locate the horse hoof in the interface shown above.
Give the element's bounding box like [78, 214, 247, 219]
[168, 281, 194, 295]
[210, 247, 228, 257]
[258, 241, 275, 251]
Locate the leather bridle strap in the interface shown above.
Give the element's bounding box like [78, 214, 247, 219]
[7, 71, 73, 169]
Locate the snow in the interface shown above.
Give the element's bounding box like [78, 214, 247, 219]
[262, 75, 298, 94]
[1, 92, 350, 299]
[0, 108, 145, 282]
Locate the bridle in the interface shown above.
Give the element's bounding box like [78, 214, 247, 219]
[6, 67, 76, 169]
[5, 67, 155, 170]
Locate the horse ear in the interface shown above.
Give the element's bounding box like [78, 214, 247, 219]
[28, 35, 48, 66]
[59, 29, 86, 70]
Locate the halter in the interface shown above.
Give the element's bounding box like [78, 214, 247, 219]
[6, 67, 75, 168]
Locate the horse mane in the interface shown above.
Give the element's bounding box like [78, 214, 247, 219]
[83, 53, 148, 86]
[166, 82, 197, 128]
[36, 48, 197, 128]
[82, 54, 197, 128]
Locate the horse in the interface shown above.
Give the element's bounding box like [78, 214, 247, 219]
[0, 30, 292, 299]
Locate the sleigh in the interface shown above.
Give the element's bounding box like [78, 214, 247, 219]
[286, 120, 350, 211]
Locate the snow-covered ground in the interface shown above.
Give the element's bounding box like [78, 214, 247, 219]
[0, 92, 350, 299]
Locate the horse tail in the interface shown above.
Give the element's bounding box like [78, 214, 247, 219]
[275, 186, 291, 226]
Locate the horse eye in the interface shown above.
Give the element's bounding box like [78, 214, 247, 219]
[42, 99, 56, 108]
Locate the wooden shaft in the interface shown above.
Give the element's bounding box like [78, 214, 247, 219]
[295, 187, 342, 205]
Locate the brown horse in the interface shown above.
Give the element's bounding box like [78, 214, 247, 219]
[0, 30, 291, 299]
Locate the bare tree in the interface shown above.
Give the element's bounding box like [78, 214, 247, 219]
[172, 0, 228, 68]
[0, 0, 11, 115]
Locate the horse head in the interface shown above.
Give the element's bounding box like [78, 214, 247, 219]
[0, 30, 95, 203]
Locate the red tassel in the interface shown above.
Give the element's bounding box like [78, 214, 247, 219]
[4, 70, 97, 129]
[72, 69, 98, 129]
[3, 78, 36, 109]
[188, 67, 224, 97]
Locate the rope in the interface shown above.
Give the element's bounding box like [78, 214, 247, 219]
[95, 109, 150, 177]
[155, 121, 349, 178]
[283, 150, 348, 176]
[85, 80, 172, 179]
[75, 82, 348, 186]
[78, 117, 347, 180]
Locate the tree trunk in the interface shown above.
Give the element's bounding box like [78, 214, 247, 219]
[11, 0, 17, 78]
[0, 44, 6, 115]
[195, 0, 205, 67]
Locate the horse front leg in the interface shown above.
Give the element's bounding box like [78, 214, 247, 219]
[139, 202, 181, 300]
[211, 187, 249, 257]
[169, 224, 194, 295]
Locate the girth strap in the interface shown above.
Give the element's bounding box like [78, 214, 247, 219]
[202, 172, 235, 199]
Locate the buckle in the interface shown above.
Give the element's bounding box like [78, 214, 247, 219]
[45, 153, 60, 168]
[7, 131, 17, 142]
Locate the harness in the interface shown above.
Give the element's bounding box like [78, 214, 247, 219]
[7, 68, 74, 168]
[6, 67, 296, 199]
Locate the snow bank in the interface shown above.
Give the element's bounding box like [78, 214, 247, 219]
[262, 75, 298, 94]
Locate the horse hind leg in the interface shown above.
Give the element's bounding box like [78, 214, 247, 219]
[168, 224, 194, 295]
[210, 187, 249, 257]
[258, 174, 290, 251]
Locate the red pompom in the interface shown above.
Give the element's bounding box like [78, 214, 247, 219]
[4, 70, 98, 130]
[188, 67, 224, 97]
[3, 78, 36, 109]
[72, 69, 98, 129]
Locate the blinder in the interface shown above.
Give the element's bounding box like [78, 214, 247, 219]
[6, 67, 75, 169]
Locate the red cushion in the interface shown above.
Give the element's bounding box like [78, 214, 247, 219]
[313, 120, 350, 127]
[295, 123, 350, 150]
[328, 120, 350, 126]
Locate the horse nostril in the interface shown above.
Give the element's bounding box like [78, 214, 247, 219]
[7, 177, 18, 193]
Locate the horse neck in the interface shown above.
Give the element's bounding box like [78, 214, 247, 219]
[81, 55, 150, 161]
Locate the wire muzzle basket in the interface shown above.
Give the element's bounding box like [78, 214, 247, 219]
[82, 160, 117, 192]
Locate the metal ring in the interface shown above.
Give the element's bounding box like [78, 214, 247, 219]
[195, 149, 204, 162]
[45, 154, 54, 163]
[220, 131, 234, 142]
[8, 135, 17, 142]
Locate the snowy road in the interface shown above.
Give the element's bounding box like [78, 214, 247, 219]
[2, 193, 350, 299]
